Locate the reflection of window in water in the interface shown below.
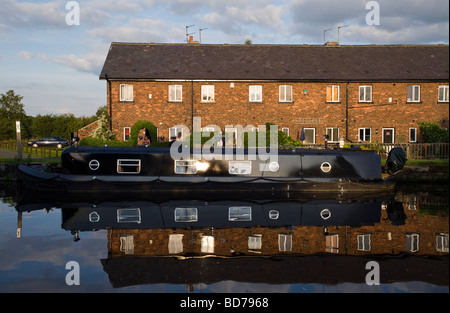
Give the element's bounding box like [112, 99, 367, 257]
[228, 206, 252, 221]
[436, 233, 449, 253]
[326, 234, 339, 253]
[168, 234, 184, 254]
[174, 207, 198, 222]
[119, 234, 134, 254]
[117, 208, 141, 223]
[357, 234, 371, 251]
[201, 236, 214, 253]
[248, 234, 262, 253]
[406, 233, 419, 252]
[278, 234, 292, 252]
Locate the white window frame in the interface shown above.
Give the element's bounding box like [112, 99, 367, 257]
[359, 85, 372, 102]
[436, 233, 449, 252]
[201, 85, 215, 102]
[326, 85, 340, 102]
[279, 85, 293, 102]
[249, 85, 262, 102]
[117, 159, 141, 174]
[407, 85, 420, 103]
[304, 128, 316, 144]
[282, 127, 289, 136]
[120, 84, 133, 101]
[326, 127, 339, 143]
[117, 208, 141, 223]
[201, 236, 214, 253]
[169, 85, 182, 102]
[358, 128, 371, 142]
[438, 85, 449, 103]
[409, 128, 417, 143]
[248, 234, 262, 252]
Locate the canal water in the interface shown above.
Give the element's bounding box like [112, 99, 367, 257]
[0, 182, 448, 293]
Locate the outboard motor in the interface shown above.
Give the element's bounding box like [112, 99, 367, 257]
[385, 147, 407, 175]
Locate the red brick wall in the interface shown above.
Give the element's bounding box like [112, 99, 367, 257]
[106, 80, 448, 143]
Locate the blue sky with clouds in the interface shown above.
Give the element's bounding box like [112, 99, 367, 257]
[1, 0, 448, 117]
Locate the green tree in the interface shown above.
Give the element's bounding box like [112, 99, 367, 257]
[418, 122, 449, 143]
[0, 90, 31, 140]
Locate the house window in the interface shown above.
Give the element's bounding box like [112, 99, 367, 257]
[120, 84, 133, 101]
[282, 127, 289, 136]
[123, 127, 131, 141]
[249, 85, 262, 102]
[409, 128, 417, 143]
[407, 85, 420, 102]
[359, 128, 371, 142]
[359, 85, 372, 102]
[326, 85, 339, 102]
[326, 127, 339, 142]
[406, 233, 419, 252]
[357, 234, 371, 251]
[303, 128, 315, 144]
[201, 85, 214, 102]
[279, 85, 293, 102]
[438, 85, 449, 102]
[169, 126, 183, 140]
[278, 234, 292, 252]
[169, 85, 182, 102]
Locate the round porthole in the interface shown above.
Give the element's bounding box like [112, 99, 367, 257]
[89, 159, 100, 171]
[268, 161, 280, 172]
[320, 209, 331, 220]
[89, 211, 100, 222]
[320, 162, 332, 173]
[269, 210, 279, 220]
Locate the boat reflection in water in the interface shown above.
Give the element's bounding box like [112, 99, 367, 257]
[16, 190, 449, 289]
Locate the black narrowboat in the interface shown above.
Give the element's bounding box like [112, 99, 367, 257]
[17, 145, 398, 194]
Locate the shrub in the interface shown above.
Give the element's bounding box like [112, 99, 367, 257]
[418, 122, 449, 143]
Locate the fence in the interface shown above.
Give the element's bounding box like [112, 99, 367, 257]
[0, 141, 63, 158]
[298, 142, 449, 160]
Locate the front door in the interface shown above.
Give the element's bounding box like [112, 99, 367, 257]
[382, 128, 394, 144]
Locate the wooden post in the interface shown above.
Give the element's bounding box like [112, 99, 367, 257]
[15, 121, 22, 160]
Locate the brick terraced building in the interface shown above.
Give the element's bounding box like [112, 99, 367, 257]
[98, 42, 449, 144]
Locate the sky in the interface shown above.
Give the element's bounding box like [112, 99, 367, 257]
[0, 0, 449, 117]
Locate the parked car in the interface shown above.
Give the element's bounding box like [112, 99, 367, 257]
[27, 137, 69, 149]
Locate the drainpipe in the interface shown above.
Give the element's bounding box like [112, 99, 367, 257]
[191, 80, 194, 133]
[345, 81, 349, 142]
[105, 74, 112, 131]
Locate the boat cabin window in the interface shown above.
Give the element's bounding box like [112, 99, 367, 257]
[175, 160, 198, 174]
[117, 159, 141, 174]
[228, 206, 252, 221]
[229, 161, 252, 175]
[117, 208, 141, 223]
[174, 207, 198, 222]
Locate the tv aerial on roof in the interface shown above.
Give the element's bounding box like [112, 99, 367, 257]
[185, 25, 195, 42]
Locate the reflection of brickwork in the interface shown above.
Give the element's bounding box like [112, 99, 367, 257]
[108, 204, 448, 258]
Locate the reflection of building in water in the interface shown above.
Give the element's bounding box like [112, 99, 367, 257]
[107, 203, 448, 258]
